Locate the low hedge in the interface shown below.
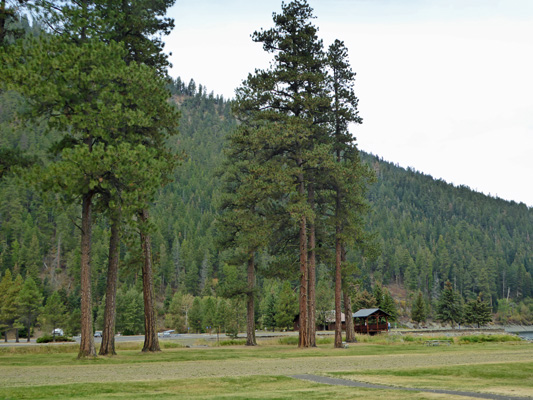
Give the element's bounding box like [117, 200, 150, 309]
[36, 335, 75, 343]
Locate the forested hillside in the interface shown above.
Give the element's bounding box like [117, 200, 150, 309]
[363, 155, 532, 314]
[1, 78, 532, 336]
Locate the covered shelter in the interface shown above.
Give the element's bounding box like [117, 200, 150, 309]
[353, 308, 390, 335]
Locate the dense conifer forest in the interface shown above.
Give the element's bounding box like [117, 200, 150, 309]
[1, 79, 532, 337]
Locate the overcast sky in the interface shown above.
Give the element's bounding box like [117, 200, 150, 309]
[165, 0, 533, 207]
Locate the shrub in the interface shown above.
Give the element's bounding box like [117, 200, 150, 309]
[458, 334, 522, 344]
[160, 342, 184, 349]
[219, 339, 247, 346]
[278, 336, 299, 345]
[316, 337, 333, 345]
[36, 335, 75, 343]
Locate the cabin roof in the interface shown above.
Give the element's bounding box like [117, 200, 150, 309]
[352, 308, 390, 318]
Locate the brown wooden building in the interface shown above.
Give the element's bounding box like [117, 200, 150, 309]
[353, 308, 390, 335]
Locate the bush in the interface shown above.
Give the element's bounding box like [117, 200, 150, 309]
[36, 335, 75, 343]
[316, 337, 333, 345]
[458, 334, 522, 344]
[160, 342, 184, 349]
[278, 336, 299, 345]
[219, 339, 247, 346]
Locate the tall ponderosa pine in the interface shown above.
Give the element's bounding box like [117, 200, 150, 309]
[95, 0, 177, 354]
[327, 39, 374, 347]
[232, 0, 330, 348]
[11, 0, 178, 355]
[1, 36, 178, 356]
[218, 122, 280, 345]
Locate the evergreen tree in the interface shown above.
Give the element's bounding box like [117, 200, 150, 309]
[41, 291, 66, 341]
[1, 272, 22, 341]
[232, 0, 329, 348]
[115, 286, 144, 335]
[275, 281, 298, 331]
[16, 276, 43, 342]
[411, 291, 427, 327]
[0, 269, 13, 338]
[381, 288, 398, 322]
[2, 36, 166, 356]
[437, 280, 463, 328]
[327, 38, 375, 348]
[202, 296, 216, 333]
[262, 292, 277, 332]
[165, 292, 185, 332]
[464, 293, 492, 328]
[373, 284, 384, 308]
[188, 297, 203, 333]
[353, 289, 377, 311]
[315, 271, 334, 331]
[214, 298, 230, 335]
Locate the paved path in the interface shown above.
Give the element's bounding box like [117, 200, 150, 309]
[291, 374, 533, 400]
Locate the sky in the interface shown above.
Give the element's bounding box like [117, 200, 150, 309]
[165, 0, 533, 207]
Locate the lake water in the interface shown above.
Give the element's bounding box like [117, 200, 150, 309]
[517, 331, 533, 340]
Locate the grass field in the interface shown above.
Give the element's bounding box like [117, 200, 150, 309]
[0, 334, 532, 399]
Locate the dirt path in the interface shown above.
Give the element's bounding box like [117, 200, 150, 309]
[1, 348, 532, 388]
[291, 374, 533, 400]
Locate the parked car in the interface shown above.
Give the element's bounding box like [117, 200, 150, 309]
[52, 328, 64, 336]
[94, 331, 102, 337]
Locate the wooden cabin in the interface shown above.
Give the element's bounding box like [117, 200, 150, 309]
[353, 308, 390, 335]
[324, 310, 346, 331]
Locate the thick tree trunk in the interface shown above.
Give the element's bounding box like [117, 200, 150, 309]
[307, 185, 316, 347]
[99, 209, 121, 356]
[334, 140, 344, 348]
[342, 247, 356, 342]
[343, 289, 355, 342]
[298, 171, 309, 348]
[334, 236, 343, 348]
[246, 253, 256, 346]
[78, 192, 96, 358]
[139, 209, 160, 352]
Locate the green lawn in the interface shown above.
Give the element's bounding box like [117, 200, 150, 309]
[1, 337, 531, 399]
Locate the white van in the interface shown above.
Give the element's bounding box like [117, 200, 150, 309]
[52, 328, 64, 336]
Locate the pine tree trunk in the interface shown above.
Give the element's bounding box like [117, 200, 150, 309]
[99, 208, 121, 356]
[246, 253, 256, 346]
[307, 185, 316, 347]
[342, 247, 355, 342]
[343, 289, 355, 342]
[334, 235, 343, 348]
[298, 171, 309, 348]
[78, 192, 96, 358]
[140, 209, 160, 352]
